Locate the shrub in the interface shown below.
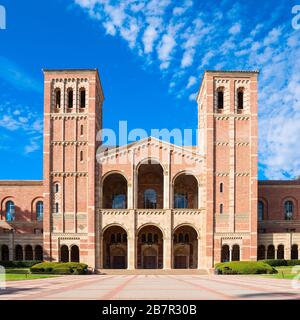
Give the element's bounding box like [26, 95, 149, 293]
[286, 260, 300, 266]
[215, 261, 277, 275]
[262, 259, 287, 267]
[0, 261, 42, 268]
[30, 262, 88, 275]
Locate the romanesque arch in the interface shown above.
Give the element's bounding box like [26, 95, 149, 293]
[221, 245, 230, 262]
[173, 172, 198, 209]
[257, 245, 266, 260]
[173, 225, 198, 268]
[103, 225, 128, 269]
[102, 172, 128, 209]
[137, 159, 164, 209]
[137, 224, 163, 269]
[71, 245, 80, 262]
[25, 245, 33, 260]
[1, 244, 9, 261]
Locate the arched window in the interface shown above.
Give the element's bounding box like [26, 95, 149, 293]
[36, 201, 43, 221]
[55, 89, 61, 108]
[80, 125, 84, 136]
[25, 245, 33, 260]
[144, 189, 157, 209]
[220, 183, 223, 193]
[60, 245, 69, 262]
[237, 88, 244, 109]
[221, 245, 230, 262]
[71, 245, 80, 262]
[147, 233, 153, 243]
[15, 245, 23, 261]
[1, 245, 9, 261]
[284, 201, 294, 220]
[35, 245, 43, 261]
[291, 244, 298, 260]
[80, 88, 86, 108]
[217, 88, 224, 109]
[141, 234, 146, 243]
[220, 203, 223, 214]
[80, 150, 83, 162]
[257, 245, 266, 260]
[6, 201, 15, 221]
[184, 234, 189, 243]
[267, 245, 275, 259]
[67, 89, 73, 108]
[258, 201, 264, 221]
[178, 233, 184, 243]
[54, 183, 59, 193]
[55, 202, 59, 214]
[232, 245, 240, 261]
[174, 193, 188, 209]
[277, 244, 284, 259]
[117, 233, 122, 243]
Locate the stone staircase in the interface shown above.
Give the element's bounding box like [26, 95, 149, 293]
[95, 269, 210, 275]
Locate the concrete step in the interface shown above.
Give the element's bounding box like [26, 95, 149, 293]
[95, 269, 209, 275]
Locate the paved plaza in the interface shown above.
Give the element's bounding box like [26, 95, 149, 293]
[1, 274, 300, 300]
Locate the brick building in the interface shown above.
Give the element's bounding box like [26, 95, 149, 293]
[0, 69, 298, 270]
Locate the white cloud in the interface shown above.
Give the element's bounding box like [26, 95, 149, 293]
[229, 22, 241, 35]
[186, 76, 197, 89]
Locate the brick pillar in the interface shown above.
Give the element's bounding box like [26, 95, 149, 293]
[197, 236, 202, 269]
[163, 170, 170, 209]
[163, 209, 172, 269]
[127, 209, 136, 269]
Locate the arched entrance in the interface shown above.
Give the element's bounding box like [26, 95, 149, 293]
[137, 160, 164, 209]
[137, 225, 163, 269]
[60, 245, 69, 262]
[257, 245, 266, 260]
[277, 244, 284, 259]
[173, 173, 198, 208]
[232, 245, 240, 261]
[15, 245, 23, 261]
[173, 225, 198, 268]
[291, 244, 298, 260]
[71, 245, 80, 262]
[267, 245, 275, 259]
[221, 245, 230, 262]
[103, 226, 127, 269]
[25, 245, 33, 260]
[102, 173, 127, 209]
[1, 245, 9, 261]
[35, 245, 43, 261]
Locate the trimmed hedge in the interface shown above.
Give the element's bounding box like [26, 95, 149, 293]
[30, 262, 88, 275]
[262, 259, 300, 267]
[0, 261, 42, 268]
[215, 261, 277, 275]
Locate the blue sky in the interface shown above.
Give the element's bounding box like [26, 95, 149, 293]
[0, 0, 299, 181]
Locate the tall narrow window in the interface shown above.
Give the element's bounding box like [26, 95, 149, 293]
[55, 202, 59, 214]
[36, 201, 43, 221]
[220, 183, 223, 193]
[55, 89, 61, 108]
[80, 150, 83, 162]
[284, 200, 293, 220]
[220, 203, 223, 214]
[174, 193, 188, 208]
[217, 89, 224, 109]
[6, 201, 15, 221]
[80, 125, 84, 136]
[68, 89, 73, 108]
[237, 89, 244, 109]
[258, 201, 264, 221]
[80, 88, 86, 108]
[55, 183, 59, 193]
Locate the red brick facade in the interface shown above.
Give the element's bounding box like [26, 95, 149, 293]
[0, 69, 297, 269]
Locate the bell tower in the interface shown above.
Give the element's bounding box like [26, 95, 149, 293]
[43, 69, 104, 267]
[197, 70, 258, 267]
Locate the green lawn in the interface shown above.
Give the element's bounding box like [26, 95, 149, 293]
[3, 268, 60, 281]
[263, 266, 300, 279]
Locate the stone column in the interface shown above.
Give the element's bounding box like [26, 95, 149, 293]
[197, 236, 202, 269]
[128, 182, 133, 209]
[127, 209, 136, 269]
[229, 247, 232, 261]
[99, 233, 103, 269]
[198, 184, 202, 209]
[163, 209, 172, 269]
[163, 170, 170, 209]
